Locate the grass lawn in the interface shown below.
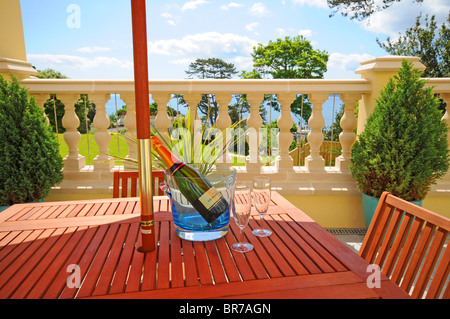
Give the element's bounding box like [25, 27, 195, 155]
[57, 133, 250, 166]
[57, 133, 129, 166]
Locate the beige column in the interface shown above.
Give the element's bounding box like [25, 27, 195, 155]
[90, 94, 114, 170]
[33, 94, 50, 126]
[305, 93, 328, 172]
[152, 93, 172, 144]
[275, 93, 296, 171]
[355, 56, 425, 134]
[0, 0, 37, 79]
[214, 93, 232, 166]
[183, 94, 202, 165]
[121, 93, 138, 162]
[60, 94, 86, 171]
[245, 93, 264, 173]
[335, 93, 361, 171]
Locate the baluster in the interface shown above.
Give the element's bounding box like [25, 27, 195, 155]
[276, 93, 296, 171]
[305, 94, 328, 172]
[214, 93, 232, 166]
[335, 94, 360, 171]
[182, 93, 202, 165]
[90, 94, 114, 170]
[33, 94, 50, 126]
[152, 93, 172, 144]
[60, 94, 86, 171]
[245, 93, 264, 173]
[121, 93, 138, 162]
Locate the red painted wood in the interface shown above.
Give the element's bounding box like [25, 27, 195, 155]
[130, 0, 150, 139]
[0, 193, 413, 299]
[113, 171, 166, 198]
[360, 191, 450, 299]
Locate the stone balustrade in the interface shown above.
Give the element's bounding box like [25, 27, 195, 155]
[17, 56, 450, 228]
[22, 79, 370, 178]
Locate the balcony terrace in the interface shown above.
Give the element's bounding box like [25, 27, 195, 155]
[12, 57, 449, 229]
[0, 1, 449, 230]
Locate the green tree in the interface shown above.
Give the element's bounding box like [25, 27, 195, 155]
[251, 36, 328, 79]
[0, 76, 64, 205]
[44, 94, 96, 134]
[244, 36, 328, 126]
[186, 58, 238, 79]
[36, 68, 69, 79]
[377, 13, 450, 78]
[350, 60, 449, 201]
[324, 104, 344, 142]
[327, 0, 424, 21]
[185, 58, 238, 125]
[37, 69, 96, 134]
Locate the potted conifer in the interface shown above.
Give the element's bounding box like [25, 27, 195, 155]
[0, 75, 64, 211]
[350, 60, 449, 227]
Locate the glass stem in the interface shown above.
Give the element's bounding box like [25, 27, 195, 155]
[240, 227, 244, 243]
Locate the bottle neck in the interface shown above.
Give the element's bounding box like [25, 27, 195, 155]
[151, 136, 182, 169]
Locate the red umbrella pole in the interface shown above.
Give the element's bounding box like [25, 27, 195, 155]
[131, 0, 155, 253]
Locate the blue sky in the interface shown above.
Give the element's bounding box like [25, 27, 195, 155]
[21, 0, 450, 80]
[20, 0, 449, 121]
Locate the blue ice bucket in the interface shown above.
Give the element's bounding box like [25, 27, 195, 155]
[162, 166, 237, 241]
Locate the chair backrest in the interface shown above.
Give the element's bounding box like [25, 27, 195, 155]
[359, 192, 450, 299]
[113, 170, 166, 198]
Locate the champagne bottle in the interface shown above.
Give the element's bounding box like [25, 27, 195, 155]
[151, 136, 229, 224]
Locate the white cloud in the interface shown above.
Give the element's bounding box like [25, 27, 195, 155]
[248, 3, 271, 17]
[328, 52, 374, 73]
[276, 28, 286, 36]
[27, 53, 132, 70]
[77, 46, 111, 53]
[359, 0, 450, 37]
[220, 2, 244, 10]
[298, 29, 313, 38]
[245, 22, 260, 35]
[181, 0, 210, 11]
[227, 56, 254, 72]
[161, 12, 178, 26]
[170, 58, 193, 65]
[292, 0, 328, 9]
[148, 32, 258, 57]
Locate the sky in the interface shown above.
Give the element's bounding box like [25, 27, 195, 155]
[20, 0, 450, 120]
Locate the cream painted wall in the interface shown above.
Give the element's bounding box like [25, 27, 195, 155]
[0, 0, 36, 79]
[0, 0, 27, 61]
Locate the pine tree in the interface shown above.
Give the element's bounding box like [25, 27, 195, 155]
[0, 75, 64, 205]
[350, 60, 449, 201]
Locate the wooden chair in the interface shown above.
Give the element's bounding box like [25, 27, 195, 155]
[359, 191, 450, 299]
[113, 170, 166, 198]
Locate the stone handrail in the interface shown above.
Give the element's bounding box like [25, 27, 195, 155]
[21, 78, 370, 177]
[19, 60, 450, 199]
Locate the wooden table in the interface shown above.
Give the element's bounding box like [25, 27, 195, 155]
[0, 192, 410, 299]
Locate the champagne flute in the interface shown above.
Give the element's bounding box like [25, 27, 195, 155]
[231, 183, 253, 253]
[252, 176, 272, 237]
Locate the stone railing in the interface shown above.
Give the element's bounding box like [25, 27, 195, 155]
[21, 79, 371, 188]
[18, 56, 450, 227]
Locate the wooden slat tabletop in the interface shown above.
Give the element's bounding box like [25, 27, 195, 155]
[0, 192, 410, 299]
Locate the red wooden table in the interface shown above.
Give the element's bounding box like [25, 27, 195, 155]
[0, 192, 410, 299]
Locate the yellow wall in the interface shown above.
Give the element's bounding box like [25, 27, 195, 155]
[357, 72, 394, 134]
[283, 194, 449, 229]
[283, 194, 365, 228]
[422, 196, 450, 219]
[0, 0, 27, 61]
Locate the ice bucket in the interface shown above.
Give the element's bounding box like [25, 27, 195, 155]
[162, 166, 237, 241]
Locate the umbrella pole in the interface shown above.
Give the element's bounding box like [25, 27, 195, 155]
[131, 0, 155, 253]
